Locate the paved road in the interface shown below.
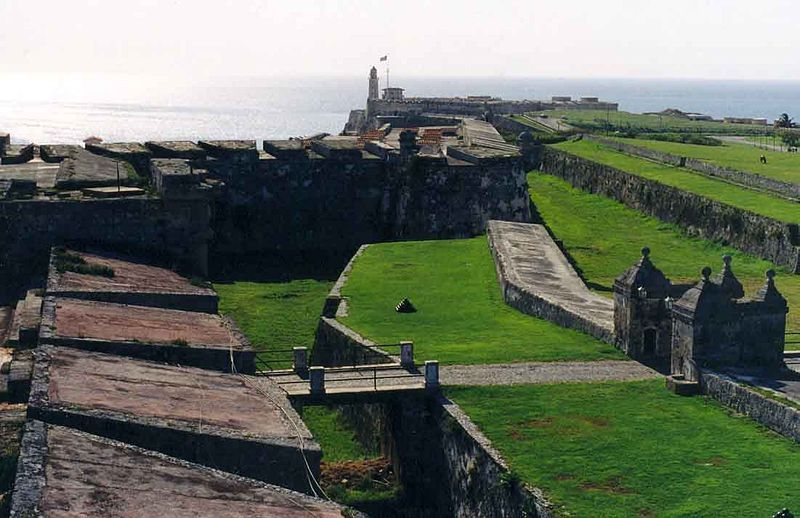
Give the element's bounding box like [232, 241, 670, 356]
[441, 360, 661, 386]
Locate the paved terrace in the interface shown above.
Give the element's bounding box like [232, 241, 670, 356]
[0, 159, 58, 189]
[12, 421, 344, 517]
[487, 220, 615, 342]
[29, 346, 317, 491]
[40, 296, 254, 372]
[47, 249, 218, 312]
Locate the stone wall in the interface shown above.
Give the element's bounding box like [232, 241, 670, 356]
[211, 154, 531, 257]
[540, 147, 800, 272]
[0, 196, 211, 303]
[700, 370, 800, 442]
[312, 317, 396, 367]
[584, 134, 800, 200]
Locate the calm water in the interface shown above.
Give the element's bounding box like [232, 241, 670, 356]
[1, 74, 799, 144]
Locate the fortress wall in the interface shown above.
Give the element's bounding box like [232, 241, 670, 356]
[0, 197, 211, 302]
[585, 134, 800, 200]
[540, 147, 800, 272]
[700, 370, 800, 442]
[209, 155, 531, 256]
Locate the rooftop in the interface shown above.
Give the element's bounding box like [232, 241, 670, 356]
[12, 421, 343, 517]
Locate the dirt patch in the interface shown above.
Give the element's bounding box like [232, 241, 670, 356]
[320, 457, 395, 491]
[580, 416, 611, 428]
[554, 473, 575, 481]
[523, 417, 555, 429]
[581, 476, 635, 495]
[638, 509, 656, 517]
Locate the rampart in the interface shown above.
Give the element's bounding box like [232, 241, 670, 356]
[584, 134, 800, 200]
[539, 147, 800, 272]
[0, 197, 210, 302]
[209, 142, 531, 257]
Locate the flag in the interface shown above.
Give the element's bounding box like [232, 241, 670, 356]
[379, 55, 388, 62]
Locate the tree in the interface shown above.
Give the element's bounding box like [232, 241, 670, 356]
[780, 130, 800, 148]
[774, 113, 795, 129]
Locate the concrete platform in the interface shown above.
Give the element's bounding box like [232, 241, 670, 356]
[47, 249, 218, 313]
[55, 148, 140, 190]
[11, 421, 346, 517]
[40, 297, 255, 373]
[29, 346, 320, 492]
[487, 220, 615, 343]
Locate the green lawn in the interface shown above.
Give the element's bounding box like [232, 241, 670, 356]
[300, 406, 378, 463]
[215, 279, 332, 368]
[551, 139, 800, 224]
[541, 109, 768, 135]
[448, 379, 800, 517]
[616, 137, 800, 185]
[529, 173, 800, 330]
[338, 237, 622, 365]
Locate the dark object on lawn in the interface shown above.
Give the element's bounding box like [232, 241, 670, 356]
[773, 509, 794, 518]
[395, 298, 416, 313]
[760, 154, 768, 164]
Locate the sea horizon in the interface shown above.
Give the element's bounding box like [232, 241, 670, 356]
[2, 74, 799, 144]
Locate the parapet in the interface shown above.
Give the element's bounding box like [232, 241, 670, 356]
[198, 140, 258, 161]
[1, 144, 34, 164]
[151, 158, 210, 199]
[263, 139, 308, 160]
[40, 144, 82, 163]
[145, 140, 206, 160]
[85, 142, 152, 178]
[310, 136, 363, 160]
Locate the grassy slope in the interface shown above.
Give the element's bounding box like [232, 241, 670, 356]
[618, 137, 800, 184]
[529, 173, 800, 329]
[449, 380, 800, 517]
[541, 109, 767, 134]
[339, 237, 622, 365]
[551, 139, 800, 223]
[301, 406, 377, 463]
[215, 279, 331, 368]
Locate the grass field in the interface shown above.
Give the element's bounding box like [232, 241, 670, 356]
[617, 137, 800, 184]
[339, 237, 622, 365]
[551, 139, 800, 223]
[528, 173, 800, 330]
[541, 109, 769, 135]
[215, 279, 332, 369]
[448, 379, 800, 517]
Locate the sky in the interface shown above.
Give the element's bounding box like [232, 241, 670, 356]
[0, 0, 799, 81]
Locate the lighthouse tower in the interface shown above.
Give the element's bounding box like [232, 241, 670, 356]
[368, 66, 379, 101]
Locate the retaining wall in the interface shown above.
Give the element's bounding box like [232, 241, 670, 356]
[0, 196, 211, 303]
[700, 370, 800, 442]
[584, 134, 800, 200]
[540, 147, 800, 272]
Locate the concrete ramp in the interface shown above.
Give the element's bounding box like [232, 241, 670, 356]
[487, 220, 614, 343]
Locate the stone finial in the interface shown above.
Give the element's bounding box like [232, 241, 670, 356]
[701, 266, 712, 281]
[716, 254, 744, 299]
[755, 269, 787, 307]
[641, 247, 651, 258]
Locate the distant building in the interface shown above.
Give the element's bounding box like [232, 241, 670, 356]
[83, 136, 103, 147]
[382, 87, 405, 101]
[724, 117, 768, 125]
[368, 67, 379, 101]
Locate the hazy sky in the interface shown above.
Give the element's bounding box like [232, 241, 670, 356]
[1, 0, 798, 80]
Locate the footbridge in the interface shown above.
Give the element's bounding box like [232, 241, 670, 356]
[256, 344, 439, 405]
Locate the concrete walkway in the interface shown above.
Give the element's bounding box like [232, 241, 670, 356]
[487, 221, 615, 341]
[440, 360, 660, 386]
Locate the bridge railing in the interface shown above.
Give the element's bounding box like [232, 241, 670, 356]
[277, 360, 439, 394]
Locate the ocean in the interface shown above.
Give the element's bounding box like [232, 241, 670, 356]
[1, 74, 799, 145]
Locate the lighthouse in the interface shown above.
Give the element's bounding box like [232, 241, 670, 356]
[368, 66, 379, 101]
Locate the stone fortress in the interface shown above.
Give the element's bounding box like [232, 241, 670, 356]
[0, 68, 797, 516]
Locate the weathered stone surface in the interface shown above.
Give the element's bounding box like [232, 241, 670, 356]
[487, 220, 614, 343]
[28, 346, 318, 492]
[1, 144, 34, 164]
[0, 196, 211, 303]
[700, 370, 800, 442]
[10, 421, 346, 516]
[39, 144, 81, 163]
[55, 148, 139, 189]
[540, 147, 800, 272]
[145, 140, 206, 159]
[46, 248, 218, 313]
[39, 297, 254, 373]
[84, 142, 152, 178]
